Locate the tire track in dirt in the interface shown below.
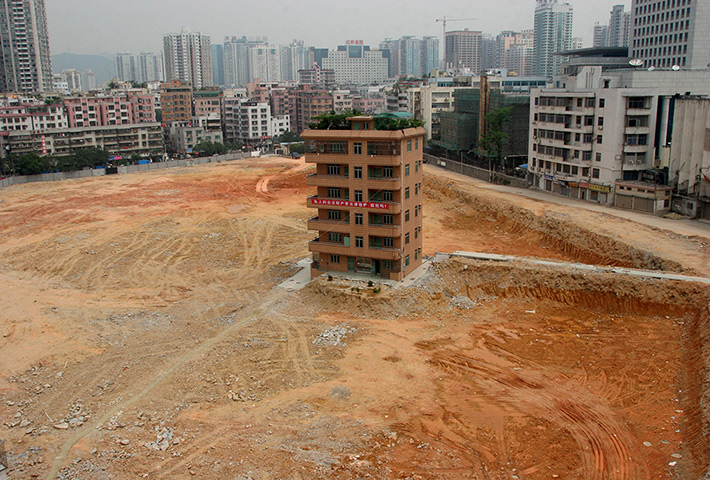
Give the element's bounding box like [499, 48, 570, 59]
[423, 345, 650, 480]
[46, 291, 286, 479]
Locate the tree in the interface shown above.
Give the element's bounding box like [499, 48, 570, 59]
[74, 147, 110, 168]
[193, 141, 227, 156]
[479, 106, 514, 170]
[16, 153, 48, 175]
[155, 109, 162, 123]
[275, 131, 302, 143]
[309, 109, 363, 130]
[289, 143, 306, 154]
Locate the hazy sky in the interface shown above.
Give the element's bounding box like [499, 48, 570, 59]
[47, 0, 632, 56]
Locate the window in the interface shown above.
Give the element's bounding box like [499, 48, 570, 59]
[329, 232, 342, 242]
[584, 116, 594, 126]
[383, 260, 394, 270]
[405, 187, 410, 199]
[415, 228, 418, 239]
[405, 210, 410, 221]
[354, 190, 363, 202]
[583, 151, 592, 161]
[599, 98, 605, 108]
[383, 167, 393, 177]
[353, 142, 362, 155]
[354, 166, 362, 178]
[355, 236, 363, 248]
[327, 164, 340, 175]
[597, 135, 603, 144]
[415, 138, 419, 150]
[404, 255, 410, 267]
[584, 134, 593, 143]
[598, 117, 604, 126]
[405, 164, 410, 176]
[415, 184, 418, 195]
[582, 167, 590, 176]
[596, 152, 602, 162]
[383, 214, 393, 224]
[407, 140, 412, 151]
[355, 213, 363, 225]
[328, 187, 341, 198]
[383, 237, 394, 247]
[415, 250, 418, 260]
[414, 205, 419, 217]
[415, 161, 419, 172]
[405, 233, 410, 244]
[328, 210, 341, 220]
[592, 168, 600, 179]
[382, 191, 393, 201]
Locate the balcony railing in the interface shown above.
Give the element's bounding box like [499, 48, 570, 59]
[307, 195, 401, 213]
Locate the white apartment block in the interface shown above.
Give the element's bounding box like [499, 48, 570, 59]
[271, 115, 290, 137]
[322, 43, 388, 85]
[332, 90, 353, 112]
[0, 103, 67, 132]
[528, 66, 710, 205]
[222, 97, 272, 145]
[163, 28, 213, 88]
[630, 0, 710, 69]
[407, 85, 456, 140]
[533, 0, 574, 77]
[250, 45, 281, 83]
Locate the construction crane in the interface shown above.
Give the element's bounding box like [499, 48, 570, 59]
[436, 16, 478, 67]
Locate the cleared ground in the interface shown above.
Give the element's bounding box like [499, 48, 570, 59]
[0, 157, 708, 479]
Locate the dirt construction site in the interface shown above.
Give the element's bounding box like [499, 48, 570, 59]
[0, 156, 709, 480]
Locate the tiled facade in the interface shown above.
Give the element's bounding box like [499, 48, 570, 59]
[302, 116, 425, 281]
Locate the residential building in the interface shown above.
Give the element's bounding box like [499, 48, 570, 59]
[498, 30, 535, 76]
[136, 52, 162, 83]
[407, 84, 456, 140]
[533, 0, 574, 77]
[0, 0, 53, 93]
[167, 124, 222, 155]
[193, 88, 222, 131]
[321, 41, 389, 84]
[160, 79, 193, 123]
[223, 36, 251, 87]
[593, 24, 609, 48]
[59, 69, 83, 92]
[163, 28, 213, 88]
[0, 102, 66, 133]
[114, 53, 135, 82]
[445, 29, 483, 73]
[352, 95, 386, 114]
[380, 36, 440, 78]
[298, 65, 336, 86]
[294, 86, 333, 132]
[332, 90, 353, 112]
[630, 0, 710, 69]
[280, 40, 309, 82]
[250, 44, 281, 83]
[82, 70, 97, 91]
[608, 5, 630, 48]
[222, 96, 272, 146]
[211, 44, 224, 86]
[271, 115, 290, 138]
[2, 123, 163, 158]
[302, 113, 425, 280]
[63, 93, 155, 128]
[528, 66, 710, 205]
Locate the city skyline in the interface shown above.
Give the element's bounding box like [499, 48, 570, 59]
[46, 0, 631, 56]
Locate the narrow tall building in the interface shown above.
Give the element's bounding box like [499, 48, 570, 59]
[533, 0, 574, 77]
[630, 0, 710, 69]
[163, 28, 213, 88]
[445, 29, 483, 73]
[0, 0, 53, 93]
[302, 113, 425, 281]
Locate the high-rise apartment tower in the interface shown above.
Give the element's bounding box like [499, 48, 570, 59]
[533, 0, 574, 77]
[0, 0, 53, 93]
[163, 28, 213, 88]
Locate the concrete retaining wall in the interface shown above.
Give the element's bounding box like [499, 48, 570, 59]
[0, 152, 248, 190]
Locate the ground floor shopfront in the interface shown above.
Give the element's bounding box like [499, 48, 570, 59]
[533, 174, 612, 205]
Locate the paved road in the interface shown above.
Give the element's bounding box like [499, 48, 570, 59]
[425, 165, 710, 239]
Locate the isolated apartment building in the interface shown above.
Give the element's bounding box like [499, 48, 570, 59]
[302, 114, 425, 281]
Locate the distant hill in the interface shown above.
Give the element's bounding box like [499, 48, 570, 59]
[52, 53, 114, 85]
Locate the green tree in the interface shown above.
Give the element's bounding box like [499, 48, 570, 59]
[16, 153, 48, 175]
[130, 153, 142, 164]
[309, 109, 363, 130]
[74, 147, 110, 168]
[289, 143, 306, 154]
[193, 141, 227, 156]
[479, 106, 514, 169]
[155, 109, 162, 123]
[275, 131, 302, 143]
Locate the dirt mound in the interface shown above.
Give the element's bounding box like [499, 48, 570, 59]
[425, 177, 689, 273]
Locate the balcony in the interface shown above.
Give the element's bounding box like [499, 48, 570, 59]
[366, 176, 400, 189]
[305, 173, 350, 188]
[307, 196, 401, 214]
[306, 217, 351, 233]
[304, 152, 349, 164]
[308, 239, 402, 260]
[367, 223, 401, 236]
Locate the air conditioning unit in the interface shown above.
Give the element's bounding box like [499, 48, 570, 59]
[598, 126, 603, 130]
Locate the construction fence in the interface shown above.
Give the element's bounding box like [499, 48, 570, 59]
[0, 152, 248, 190]
[424, 153, 530, 189]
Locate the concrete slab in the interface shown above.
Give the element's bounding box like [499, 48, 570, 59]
[276, 257, 313, 291]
